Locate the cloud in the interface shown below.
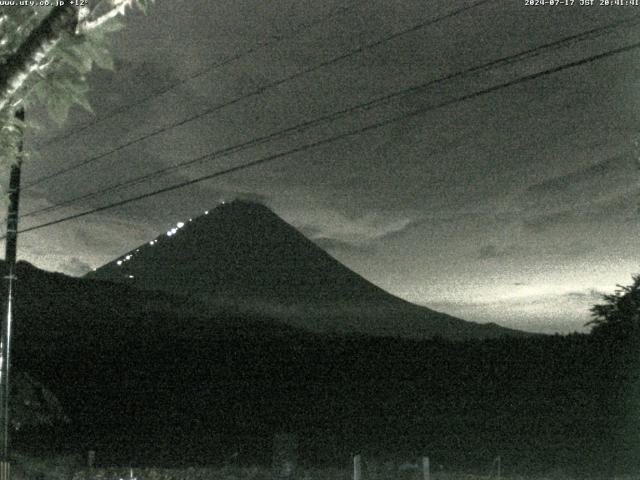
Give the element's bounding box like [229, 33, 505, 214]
[519, 152, 638, 221]
[521, 211, 575, 233]
[520, 189, 639, 236]
[564, 289, 606, 303]
[297, 223, 322, 238]
[525, 154, 633, 196]
[55, 257, 92, 277]
[312, 236, 377, 255]
[477, 245, 501, 260]
[373, 217, 427, 242]
[477, 244, 519, 260]
[224, 191, 271, 205]
[426, 286, 613, 334]
[338, 213, 416, 242]
[289, 205, 420, 247]
[296, 211, 418, 255]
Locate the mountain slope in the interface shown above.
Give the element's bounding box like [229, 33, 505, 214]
[86, 200, 525, 340]
[0, 260, 305, 353]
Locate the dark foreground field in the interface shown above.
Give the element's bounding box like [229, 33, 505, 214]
[3, 262, 639, 478]
[10, 326, 640, 479]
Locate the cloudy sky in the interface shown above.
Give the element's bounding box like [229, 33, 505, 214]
[7, 0, 640, 334]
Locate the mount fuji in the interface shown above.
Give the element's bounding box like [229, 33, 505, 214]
[86, 200, 523, 340]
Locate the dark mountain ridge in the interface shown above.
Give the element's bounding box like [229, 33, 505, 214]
[0, 260, 306, 351]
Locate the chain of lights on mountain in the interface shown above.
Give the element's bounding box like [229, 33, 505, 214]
[111, 205, 225, 272]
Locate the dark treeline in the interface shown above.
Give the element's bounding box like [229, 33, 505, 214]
[3, 262, 639, 476]
[13, 314, 640, 477]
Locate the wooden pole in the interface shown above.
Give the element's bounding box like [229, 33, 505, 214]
[353, 454, 362, 480]
[0, 107, 24, 480]
[422, 456, 430, 480]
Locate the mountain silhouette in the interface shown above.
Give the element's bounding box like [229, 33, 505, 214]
[86, 200, 524, 340]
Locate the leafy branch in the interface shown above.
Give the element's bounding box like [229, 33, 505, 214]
[0, 1, 153, 169]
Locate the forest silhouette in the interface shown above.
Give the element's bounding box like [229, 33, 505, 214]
[2, 262, 638, 477]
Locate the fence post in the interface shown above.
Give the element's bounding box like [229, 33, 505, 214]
[496, 455, 501, 480]
[272, 433, 298, 479]
[422, 457, 430, 480]
[87, 450, 95, 468]
[353, 454, 362, 480]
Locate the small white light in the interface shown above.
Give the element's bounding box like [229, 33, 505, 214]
[125, 255, 132, 260]
[177, 222, 184, 228]
[205, 210, 209, 215]
[117, 260, 122, 266]
[128, 275, 134, 279]
[167, 231, 173, 237]
[149, 241, 154, 246]
[189, 218, 193, 222]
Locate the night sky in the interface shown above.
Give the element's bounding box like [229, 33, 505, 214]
[7, 0, 640, 334]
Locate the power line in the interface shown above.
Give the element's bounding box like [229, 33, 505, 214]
[24, 0, 494, 189]
[37, 2, 362, 149]
[13, 39, 640, 238]
[21, 13, 640, 220]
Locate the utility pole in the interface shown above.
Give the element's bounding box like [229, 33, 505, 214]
[0, 107, 24, 480]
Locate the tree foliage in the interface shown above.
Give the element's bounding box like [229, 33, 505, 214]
[0, 1, 153, 171]
[11, 371, 68, 431]
[588, 275, 640, 340]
